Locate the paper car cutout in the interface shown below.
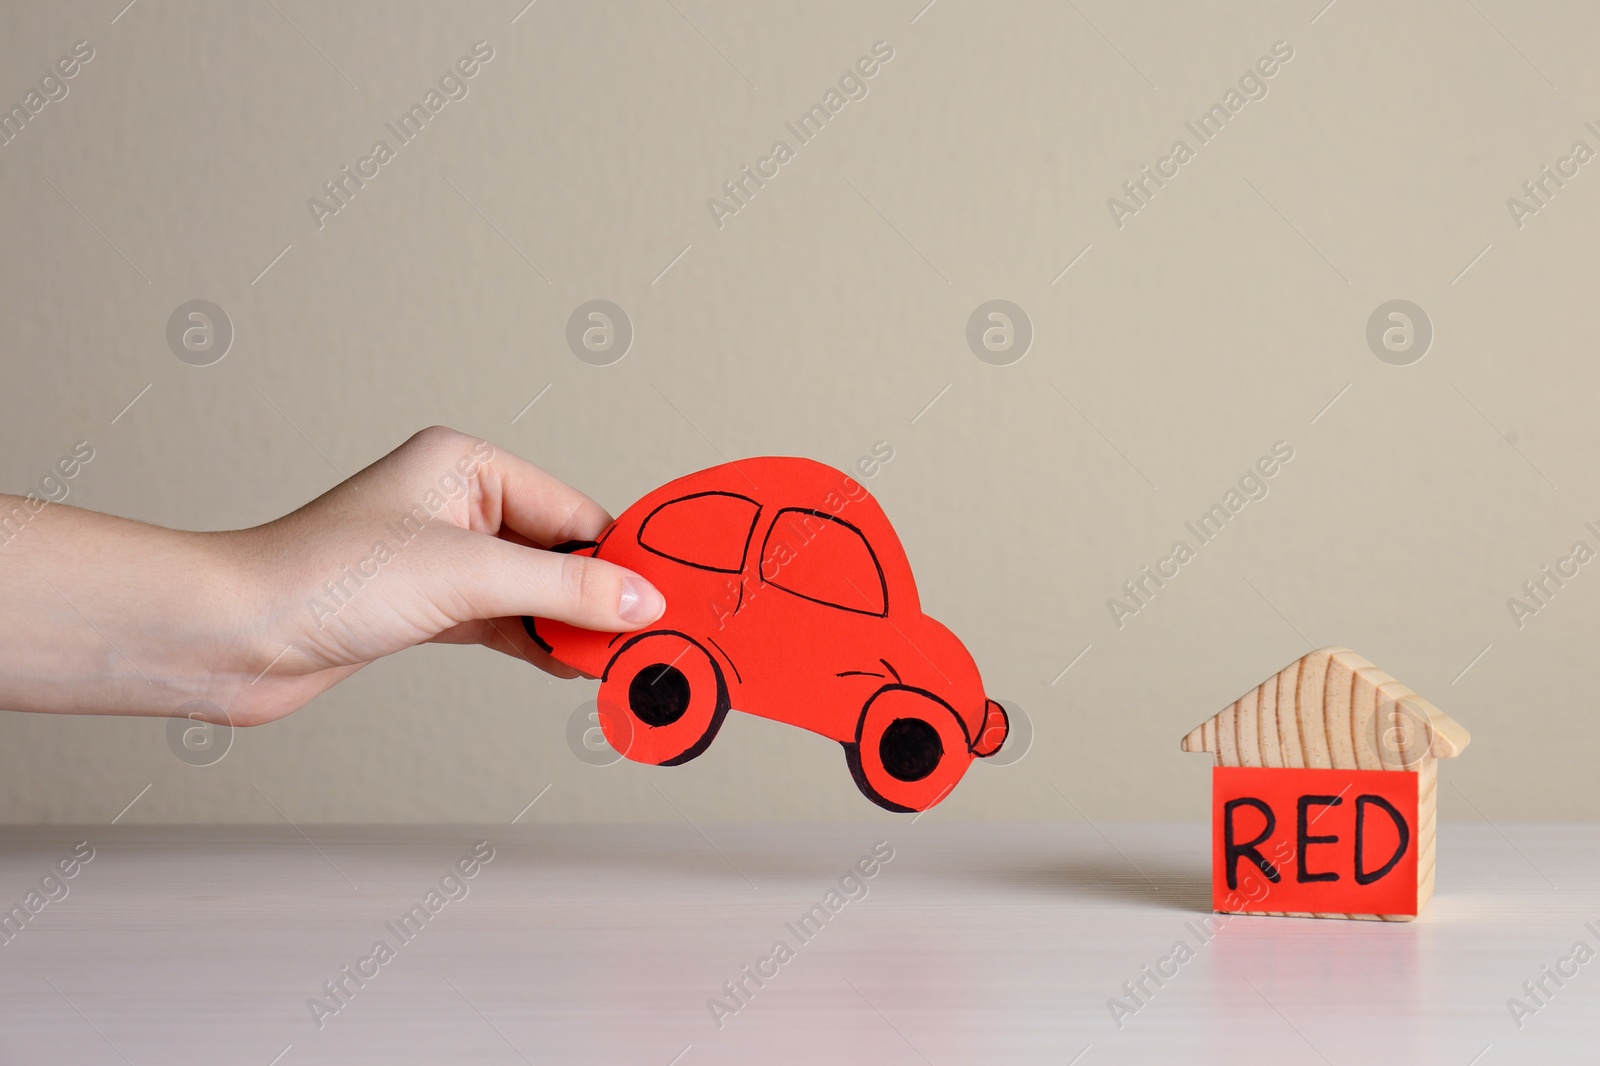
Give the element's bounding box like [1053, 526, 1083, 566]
[524, 457, 1008, 811]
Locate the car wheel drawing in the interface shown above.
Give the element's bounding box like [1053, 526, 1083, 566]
[597, 631, 730, 767]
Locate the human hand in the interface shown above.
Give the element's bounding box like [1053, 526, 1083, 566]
[0, 427, 664, 726]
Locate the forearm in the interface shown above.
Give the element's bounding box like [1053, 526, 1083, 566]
[0, 496, 265, 717]
[0, 427, 660, 726]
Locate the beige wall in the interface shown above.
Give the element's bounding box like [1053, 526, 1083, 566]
[2, 0, 1596, 823]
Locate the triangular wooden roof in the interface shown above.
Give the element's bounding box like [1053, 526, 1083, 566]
[1180, 647, 1469, 770]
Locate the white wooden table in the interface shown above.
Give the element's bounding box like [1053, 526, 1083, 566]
[0, 823, 1587, 1064]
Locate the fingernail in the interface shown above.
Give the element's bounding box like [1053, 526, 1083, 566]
[618, 575, 665, 625]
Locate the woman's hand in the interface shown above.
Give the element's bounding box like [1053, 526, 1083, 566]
[0, 426, 664, 727]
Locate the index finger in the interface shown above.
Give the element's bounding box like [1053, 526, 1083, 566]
[470, 439, 614, 547]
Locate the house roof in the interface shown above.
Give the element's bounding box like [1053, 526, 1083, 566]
[1180, 647, 1469, 770]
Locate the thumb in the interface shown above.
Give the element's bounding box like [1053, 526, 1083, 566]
[439, 532, 666, 632]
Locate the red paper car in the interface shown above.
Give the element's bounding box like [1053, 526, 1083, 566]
[524, 457, 1008, 811]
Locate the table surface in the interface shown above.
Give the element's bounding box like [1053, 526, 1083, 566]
[0, 822, 1590, 1065]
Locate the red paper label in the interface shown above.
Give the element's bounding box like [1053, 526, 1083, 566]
[1211, 766, 1418, 916]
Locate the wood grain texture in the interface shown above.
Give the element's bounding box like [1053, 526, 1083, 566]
[1181, 647, 1469, 922]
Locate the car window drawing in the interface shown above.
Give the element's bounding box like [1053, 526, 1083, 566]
[637, 491, 760, 573]
[759, 508, 887, 616]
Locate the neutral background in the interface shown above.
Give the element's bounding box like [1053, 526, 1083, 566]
[1, 0, 1594, 824]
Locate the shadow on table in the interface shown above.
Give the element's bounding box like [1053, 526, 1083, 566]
[487, 823, 1215, 913]
[911, 854, 1213, 913]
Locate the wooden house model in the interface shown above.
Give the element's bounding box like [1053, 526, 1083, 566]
[1181, 646, 1470, 921]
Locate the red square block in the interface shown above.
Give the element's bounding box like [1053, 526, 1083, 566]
[1212, 766, 1418, 917]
